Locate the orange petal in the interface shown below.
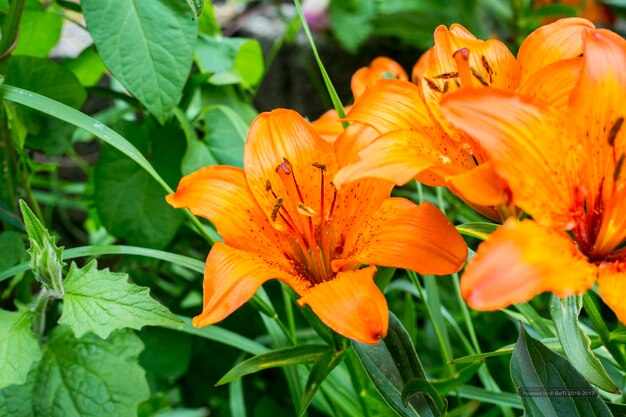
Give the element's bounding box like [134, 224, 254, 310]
[411, 49, 431, 83]
[517, 17, 595, 84]
[311, 106, 352, 144]
[598, 260, 626, 324]
[446, 161, 509, 207]
[440, 87, 580, 229]
[570, 29, 626, 256]
[333, 122, 380, 167]
[193, 243, 305, 327]
[244, 109, 338, 230]
[298, 266, 388, 344]
[461, 219, 597, 310]
[333, 130, 459, 189]
[166, 165, 287, 258]
[518, 58, 583, 112]
[334, 199, 468, 275]
[351, 57, 409, 100]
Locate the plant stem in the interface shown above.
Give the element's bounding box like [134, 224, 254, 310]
[583, 293, 626, 371]
[0, 0, 26, 59]
[31, 289, 50, 339]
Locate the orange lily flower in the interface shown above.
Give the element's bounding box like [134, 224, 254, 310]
[312, 56, 408, 142]
[440, 28, 626, 322]
[167, 109, 467, 344]
[333, 19, 595, 221]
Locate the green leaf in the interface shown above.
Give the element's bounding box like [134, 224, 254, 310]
[185, 0, 204, 18]
[550, 295, 619, 393]
[456, 222, 499, 241]
[328, 0, 375, 52]
[217, 344, 331, 385]
[511, 325, 613, 417]
[62, 45, 107, 87]
[93, 122, 184, 248]
[0, 327, 150, 417]
[19, 200, 65, 297]
[81, 0, 197, 122]
[0, 231, 24, 271]
[401, 379, 446, 414]
[181, 106, 246, 174]
[59, 260, 181, 339]
[0, 307, 41, 389]
[198, 1, 220, 35]
[430, 362, 483, 396]
[12, 10, 63, 58]
[195, 36, 264, 88]
[299, 350, 346, 417]
[353, 313, 442, 417]
[139, 327, 192, 380]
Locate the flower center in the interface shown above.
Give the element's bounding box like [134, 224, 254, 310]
[269, 158, 340, 285]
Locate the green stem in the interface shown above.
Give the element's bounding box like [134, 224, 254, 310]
[0, 0, 26, 58]
[583, 293, 626, 370]
[31, 289, 50, 339]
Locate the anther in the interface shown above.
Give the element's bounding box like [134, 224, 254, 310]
[471, 67, 489, 86]
[271, 198, 283, 222]
[424, 77, 442, 93]
[481, 55, 493, 82]
[312, 162, 327, 171]
[265, 180, 272, 191]
[608, 117, 624, 147]
[297, 203, 317, 217]
[276, 158, 292, 175]
[434, 72, 459, 79]
[614, 154, 624, 182]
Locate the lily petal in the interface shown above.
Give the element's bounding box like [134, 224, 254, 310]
[244, 109, 339, 230]
[461, 219, 597, 310]
[440, 87, 580, 229]
[517, 17, 594, 84]
[311, 105, 352, 144]
[333, 122, 380, 167]
[166, 166, 287, 257]
[446, 161, 510, 207]
[334, 199, 468, 275]
[193, 243, 305, 327]
[598, 260, 626, 324]
[351, 57, 408, 99]
[298, 266, 388, 344]
[518, 58, 583, 112]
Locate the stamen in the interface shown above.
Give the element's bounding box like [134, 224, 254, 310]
[312, 162, 326, 171]
[442, 80, 449, 94]
[434, 72, 459, 79]
[265, 180, 272, 191]
[471, 67, 489, 86]
[608, 117, 624, 147]
[276, 158, 292, 175]
[452, 48, 473, 88]
[271, 198, 283, 222]
[614, 154, 625, 182]
[481, 55, 493, 83]
[297, 203, 317, 217]
[424, 77, 442, 93]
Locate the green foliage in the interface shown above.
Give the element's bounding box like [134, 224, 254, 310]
[0, 306, 41, 389]
[93, 122, 184, 249]
[196, 36, 265, 88]
[0, 327, 150, 417]
[81, 0, 198, 122]
[511, 325, 613, 417]
[20, 200, 65, 297]
[0, 231, 24, 271]
[59, 260, 181, 339]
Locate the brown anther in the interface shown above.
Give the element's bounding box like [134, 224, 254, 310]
[265, 180, 272, 191]
[424, 77, 442, 93]
[614, 154, 625, 181]
[471, 67, 489, 86]
[608, 117, 624, 147]
[442, 80, 449, 94]
[312, 162, 327, 171]
[481, 55, 494, 83]
[271, 198, 283, 222]
[297, 203, 317, 217]
[434, 72, 459, 79]
[276, 158, 292, 175]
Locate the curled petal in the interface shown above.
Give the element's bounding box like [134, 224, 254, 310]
[461, 219, 597, 310]
[193, 243, 305, 327]
[298, 266, 388, 344]
[441, 87, 580, 229]
[166, 166, 287, 257]
[517, 17, 595, 84]
[335, 199, 468, 275]
[351, 57, 408, 99]
[311, 106, 351, 144]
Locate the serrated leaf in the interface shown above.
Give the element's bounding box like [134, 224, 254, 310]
[217, 344, 330, 385]
[0, 327, 150, 417]
[0, 307, 41, 389]
[59, 260, 181, 339]
[81, 0, 197, 122]
[19, 200, 65, 297]
[353, 313, 442, 417]
[511, 325, 613, 417]
[550, 295, 619, 393]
